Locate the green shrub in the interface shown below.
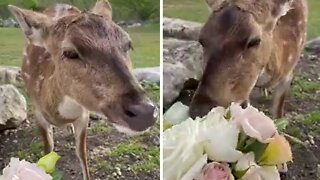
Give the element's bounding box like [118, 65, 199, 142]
[0, 0, 159, 21]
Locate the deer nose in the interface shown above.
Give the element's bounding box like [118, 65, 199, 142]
[123, 102, 157, 131]
[189, 99, 218, 119]
[189, 101, 217, 119]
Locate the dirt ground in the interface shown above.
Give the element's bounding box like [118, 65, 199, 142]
[278, 51, 320, 180]
[175, 50, 320, 180]
[0, 85, 160, 180]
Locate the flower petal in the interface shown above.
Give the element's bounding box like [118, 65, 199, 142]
[259, 134, 292, 165]
[163, 118, 205, 180]
[1, 158, 52, 180]
[242, 166, 280, 180]
[164, 101, 190, 126]
[235, 152, 255, 171]
[181, 154, 208, 180]
[259, 166, 281, 180]
[203, 120, 242, 162]
[231, 104, 277, 143]
[196, 162, 234, 180]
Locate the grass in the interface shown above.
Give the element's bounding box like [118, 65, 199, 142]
[0, 28, 24, 66]
[89, 138, 159, 174]
[16, 141, 44, 162]
[164, 0, 320, 40]
[88, 121, 109, 135]
[0, 23, 159, 68]
[304, 111, 320, 125]
[164, 0, 208, 23]
[125, 24, 160, 67]
[142, 81, 160, 102]
[291, 75, 320, 99]
[108, 139, 159, 173]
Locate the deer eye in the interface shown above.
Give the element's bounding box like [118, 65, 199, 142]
[63, 50, 79, 59]
[247, 38, 261, 49]
[124, 41, 133, 52]
[199, 38, 205, 46]
[129, 42, 134, 51]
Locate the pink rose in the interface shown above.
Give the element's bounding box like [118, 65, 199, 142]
[196, 162, 233, 180]
[230, 103, 277, 143]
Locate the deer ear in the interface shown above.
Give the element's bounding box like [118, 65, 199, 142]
[272, 0, 293, 18]
[91, 0, 112, 20]
[205, 0, 228, 12]
[8, 5, 52, 46]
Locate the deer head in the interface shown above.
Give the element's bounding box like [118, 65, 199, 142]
[9, 0, 157, 132]
[190, 0, 295, 118]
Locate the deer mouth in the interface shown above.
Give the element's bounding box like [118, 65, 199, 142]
[100, 102, 157, 134]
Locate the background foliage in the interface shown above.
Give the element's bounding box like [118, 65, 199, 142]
[0, 0, 160, 21]
[164, 0, 320, 39]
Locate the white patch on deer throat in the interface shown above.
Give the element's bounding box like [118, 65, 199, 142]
[29, 27, 43, 47]
[58, 96, 84, 119]
[113, 124, 144, 136]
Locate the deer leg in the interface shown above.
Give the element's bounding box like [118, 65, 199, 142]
[73, 112, 90, 180]
[272, 75, 292, 118]
[35, 111, 54, 154]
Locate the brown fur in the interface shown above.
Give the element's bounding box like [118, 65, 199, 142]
[190, 0, 307, 118]
[9, 1, 156, 179]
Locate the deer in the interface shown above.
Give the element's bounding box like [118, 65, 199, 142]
[8, 1, 157, 179]
[189, 0, 307, 119]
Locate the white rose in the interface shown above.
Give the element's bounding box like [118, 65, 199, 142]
[0, 158, 52, 180]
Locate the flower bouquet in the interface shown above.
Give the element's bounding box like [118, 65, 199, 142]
[0, 152, 62, 180]
[163, 103, 292, 180]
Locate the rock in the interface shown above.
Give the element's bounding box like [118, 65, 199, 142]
[0, 66, 22, 84]
[89, 113, 103, 121]
[163, 38, 204, 106]
[0, 84, 27, 131]
[127, 22, 142, 28]
[2, 18, 19, 28]
[117, 20, 143, 28]
[305, 37, 320, 52]
[0, 18, 3, 27]
[163, 17, 203, 41]
[115, 167, 121, 176]
[134, 67, 160, 84]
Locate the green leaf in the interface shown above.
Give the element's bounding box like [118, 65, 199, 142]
[233, 168, 249, 179]
[275, 119, 289, 132]
[242, 139, 268, 162]
[37, 152, 61, 174]
[236, 132, 248, 150]
[224, 109, 231, 119]
[51, 170, 64, 180]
